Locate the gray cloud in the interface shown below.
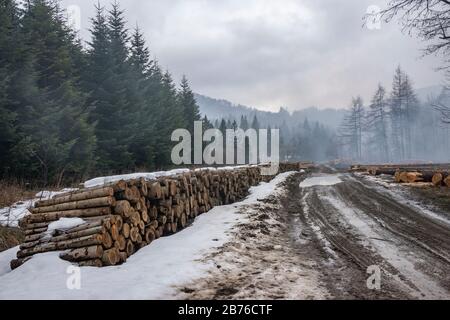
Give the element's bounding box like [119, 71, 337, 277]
[62, 0, 445, 111]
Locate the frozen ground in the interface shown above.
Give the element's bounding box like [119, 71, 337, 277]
[0, 172, 293, 300]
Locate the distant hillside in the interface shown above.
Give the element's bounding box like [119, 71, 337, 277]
[194, 93, 345, 129]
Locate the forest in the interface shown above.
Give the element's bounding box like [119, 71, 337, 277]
[1, 0, 450, 188]
[338, 66, 450, 163]
[0, 0, 203, 186]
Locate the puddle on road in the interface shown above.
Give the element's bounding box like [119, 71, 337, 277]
[300, 174, 342, 188]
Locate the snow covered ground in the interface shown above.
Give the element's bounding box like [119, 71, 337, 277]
[0, 172, 294, 300]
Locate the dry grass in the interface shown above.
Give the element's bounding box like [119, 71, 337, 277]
[0, 226, 24, 252]
[0, 180, 38, 208]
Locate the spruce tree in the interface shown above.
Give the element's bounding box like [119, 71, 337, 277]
[178, 75, 201, 135]
[18, 0, 96, 184]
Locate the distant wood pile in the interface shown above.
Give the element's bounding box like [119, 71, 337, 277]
[351, 164, 450, 187]
[11, 163, 312, 269]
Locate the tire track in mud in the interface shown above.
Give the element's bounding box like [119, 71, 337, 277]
[288, 175, 411, 299]
[338, 175, 450, 264]
[295, 172, 450, 299]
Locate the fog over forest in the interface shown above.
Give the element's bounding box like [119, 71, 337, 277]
[197, 78, 450, 163]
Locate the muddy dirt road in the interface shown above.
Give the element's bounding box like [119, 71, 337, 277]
[181, 171, 450, 300]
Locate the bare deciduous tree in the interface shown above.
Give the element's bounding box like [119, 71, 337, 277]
[377, 0, 450, 65]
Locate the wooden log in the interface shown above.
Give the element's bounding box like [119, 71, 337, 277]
[396, 171, 435, 183]
[144, 228, 155, 244]
[138, 221, 145, 234]
[130, 227, 139, 242]
[20, 221, 49, 230]
[24, 227, 47, 236]
[115, 187, 140, 204]
[164, 222, 172, 234]
[102, 248, 119, 266]
[60, 245, 104, 262]
[130, 211, 141, 226]
[103, 231, 113, 249]
[148, 206, 158, 220]
[136, 234, 143, 245]
[140, 209, 149, 223]
[178, 213, 187, 229]
[22, 226, 104, 248]
[114, 200, 132, 217]
[58, 220, 104, 234]
[157, 226, 164, 238]
[148, 182, 162, 199]
[126, 240, 135, 256]
[35, 187, 114, 208]
[31, 197, 115, 214]
[25, 207, 111, 223]
[445, 175, 450, 187]
[10, 257, 32, 270]
[433, 172, 449, 186]
[122, 223, 130, 239]
[17, 234, 104, 258]
[118, 251, 128, 264]
[171, 222, 178, 233]
[78, 259, 103, 267]
[114, 216, 123, 232]
[147, 220, 158, 230]
[115, 235, 126, 251]
[110, 224, 119, 241]
[157, 215, 167, 225]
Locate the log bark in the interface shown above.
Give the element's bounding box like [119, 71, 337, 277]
[22, 226, 104, 248]
[35, 187, 114, 208]
[17, 234, 104, 258]
[78, 259, 103, 267]
[26, 207, 111, 223]
[60, 245, 104, 262]
[31, 197, 115, 214]
[10, 257, 31, 270]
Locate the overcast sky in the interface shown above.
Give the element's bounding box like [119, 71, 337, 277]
[61, 0, 445, 111]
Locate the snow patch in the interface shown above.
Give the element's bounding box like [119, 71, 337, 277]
[83, 165, 263, 188]
[300, 174, 342, 188]
[41, 218, 86, 240]
[0, 189, 77, 227]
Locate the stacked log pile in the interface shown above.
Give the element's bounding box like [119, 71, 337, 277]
[350, 164, 450, 187]
[11, 163, 307, 269]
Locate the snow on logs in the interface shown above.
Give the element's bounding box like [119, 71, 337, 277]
[11, 163, 305, 269]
